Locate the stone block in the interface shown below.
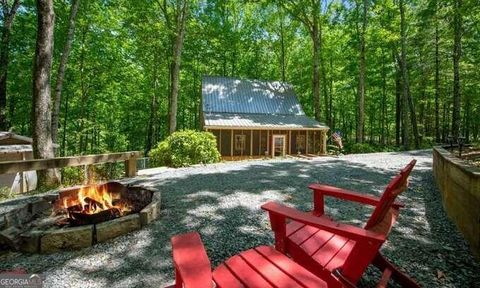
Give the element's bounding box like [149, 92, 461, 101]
[0, 216, 5, 230]
[95, 214, 140, 243]
[29, 200, 52, 216]
[139, 196, 161, 226]
[40, 225, 93, 253]
[4, 205, 32, 227]
[19, 230, 43, 253]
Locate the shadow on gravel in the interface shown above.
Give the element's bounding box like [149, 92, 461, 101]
[1, 152, 479, 288]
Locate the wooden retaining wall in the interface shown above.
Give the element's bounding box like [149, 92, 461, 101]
[433, 146, 480, 260]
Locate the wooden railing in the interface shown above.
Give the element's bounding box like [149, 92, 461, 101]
[0, 151, 142, 177]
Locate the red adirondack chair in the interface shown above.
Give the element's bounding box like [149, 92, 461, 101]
[169, 231, 329, 288]
[262, 160, 419, 288]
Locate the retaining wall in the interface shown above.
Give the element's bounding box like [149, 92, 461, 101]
[433, 146, 480, 260]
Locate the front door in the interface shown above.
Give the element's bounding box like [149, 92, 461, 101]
[272, 135, 286, 157]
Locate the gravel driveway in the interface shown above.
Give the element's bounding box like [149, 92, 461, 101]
[1, 150, 479, 287]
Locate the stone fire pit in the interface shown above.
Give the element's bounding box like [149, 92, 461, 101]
[0, 182, 161, 253]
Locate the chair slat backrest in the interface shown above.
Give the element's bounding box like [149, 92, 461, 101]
[364, 160, 416, 230]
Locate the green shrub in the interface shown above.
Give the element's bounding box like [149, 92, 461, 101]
[344, 143, 377, 154]
[62, 167, 85, 186]
[149, 130, 221, 168]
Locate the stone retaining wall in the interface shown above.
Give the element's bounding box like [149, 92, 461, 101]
[433, 146, 480, 260]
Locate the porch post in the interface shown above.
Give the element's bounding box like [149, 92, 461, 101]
[267, 130, 270, 157]
[306, 130, 309, 155]
[322, 130, 327, 154]
[250, 130, 253, 156]
[20, 152, 25, 193]
[288, 130, 292, 155]
[231, 129, 234, 157]
[219, 130, 222, 154]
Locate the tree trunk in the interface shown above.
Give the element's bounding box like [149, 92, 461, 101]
[51, 0, 81, 143]
[356, 0, 367, 143]
[0, 0, 21, 131]
[399, 0, 420, 149]
[61, 89, 69, 156]
[451, 0, 462, 139]
[32, 0, 60, 187]
[434, 13, 440, 143]
[381, 50, 387, 146]
[279, 14, 286, 82]
[328, 56, 333, 131]
[395, 51, 401, 147]
[168, 0, 188, 134]
[311, 14, 321, 122]
[146, 51, 158, 154]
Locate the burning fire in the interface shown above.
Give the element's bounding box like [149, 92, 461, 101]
[59, 184, 130, 216]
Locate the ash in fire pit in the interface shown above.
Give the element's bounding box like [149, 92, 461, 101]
[54, 182, 152, 226]
[0, 182, 161, 253]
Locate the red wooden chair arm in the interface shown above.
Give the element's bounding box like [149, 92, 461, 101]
[308, 184, 404, 215]
[171, 232, 213, 288]
[261, 201, 385, 251]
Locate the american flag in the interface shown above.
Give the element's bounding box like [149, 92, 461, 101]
[332, 131, 343, 149]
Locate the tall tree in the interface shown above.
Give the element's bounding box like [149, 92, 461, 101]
[451, 0, 462, 139]
[356, 0, 368, 143]
[398, 0, 420, 149]
[51, 0, 81, 144]
[168, 0, 189, 134]
[32, 0, 60, 186]
[279, 0, 322, 121]
[0, 0, 21, 131]
[395, 51, 401, 146]
[434, 0, 441, 143]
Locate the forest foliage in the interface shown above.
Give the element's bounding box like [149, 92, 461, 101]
[2, 0, 479, 156]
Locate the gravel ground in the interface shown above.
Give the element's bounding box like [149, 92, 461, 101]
[1, 150, 479, 287]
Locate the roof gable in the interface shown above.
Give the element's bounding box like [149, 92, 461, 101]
[0, 132, 32, 145]
[202, 76, 305, 115]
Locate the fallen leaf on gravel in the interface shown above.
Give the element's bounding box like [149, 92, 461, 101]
[437, 270, 445, 280]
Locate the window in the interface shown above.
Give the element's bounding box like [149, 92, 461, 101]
[296, 135, 306, 150]
[235, 134, 246, 151]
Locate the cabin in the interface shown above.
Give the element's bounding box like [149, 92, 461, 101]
[202, 76, 329, 160]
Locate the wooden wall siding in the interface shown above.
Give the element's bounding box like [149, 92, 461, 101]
[209, 129, 328, 157]
[291, 130, 298, 154]
[233, 130, 251, 156]
[211, 130, 221, 152]
[307, 130, 314, 154]
[220, 130, 231, 156]
[252, 130, 260, 156]
[433, 146, 480, 260]
[260, 131, 268, 156]
[321, 131, 327, 154]
[291, 130, 307, 154]
[313, 131, 321, 154]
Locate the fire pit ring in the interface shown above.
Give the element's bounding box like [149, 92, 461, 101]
[0, 182, 161, 254]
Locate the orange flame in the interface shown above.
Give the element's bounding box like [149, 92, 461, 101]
[59, 184, 130, 215]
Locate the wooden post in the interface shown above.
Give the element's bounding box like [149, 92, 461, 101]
[219, 130, 222, 154]
[306, 130, 309, 155]
[313, 131, 316, 155]
[258, 130, 262, 156]
[288, 131, 292, 155]
[125, 157, 137, 177]
[250, 130, 253, 156]
[267, 130, 270, 157]
[230, 129, 234, 157]
[322, 131, 327, 155]
[240, 130, 244, 157]
[20, 152, 25, 193]
[83, 164, 89, 184]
